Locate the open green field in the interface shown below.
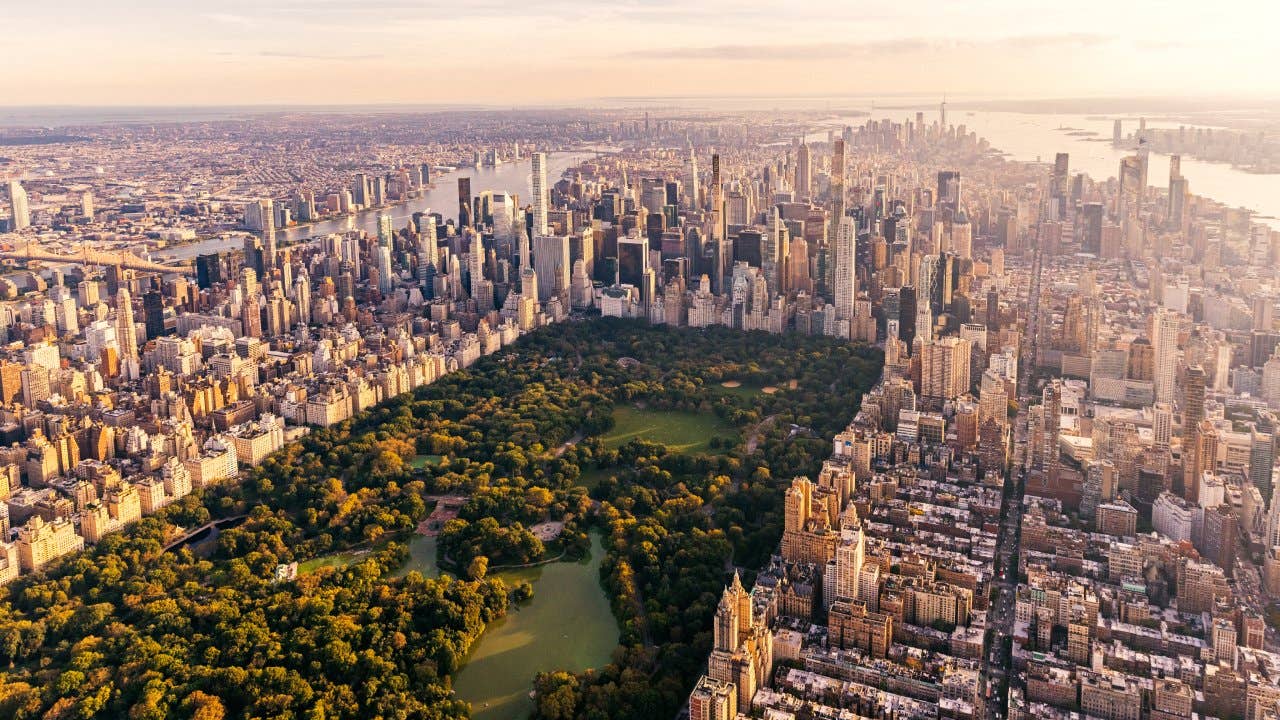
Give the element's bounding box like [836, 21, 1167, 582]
[409, 454, 444, 469]
[299, 534, 440, 577]
[297, 552, 364, 574]
[599, 405, 734, 454]
[576, 466, 613, 490]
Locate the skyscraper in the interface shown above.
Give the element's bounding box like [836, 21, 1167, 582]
[827, 138, 847, 301]
[1177, 363, 1208, 499]
[1052, 153, 1069, 211]
[761, 209, 789, 297]
[531, 152, 548, 239]
[533, 234, 570, 303]
[115, 288, 138, 360]
[519, 265, 538, 302]
[936, 171, 961, 217]
[687, 147, 700, 208]
[259, 198, 277, 272]
[795, 142, 811, 197]
[834, 524, 865, 602]
[353, 173, 370, 206]
[1167, 154, 1187, 229]
[711, 153, 724, 244]
[377, 212, 394, 248]
[1081, 202, 1104, 255]
[833, 216, 857, 321]
[831, 138, 845, 204]
[241, 294, 262, 338]
[196, 254, 222, 290]
[1250, 428, 1276, 500]
[921, 337, 973, 403]
[377, 213, 394, 295]
[1152, 308, 1180, 405]
[457, 177, 472, 228]
[375, 247, 393, 295]
[143, 290, 165, 341]
[617, 234, 649, 289]
[468, 232, 485, 299]
[1119, 155, 1144, 214]
[6, 180, 29, 230]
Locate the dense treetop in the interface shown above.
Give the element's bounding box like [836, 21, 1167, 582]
[0, 318, 880, 720]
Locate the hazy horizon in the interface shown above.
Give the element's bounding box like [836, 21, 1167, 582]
[5, 0, 1279, 106]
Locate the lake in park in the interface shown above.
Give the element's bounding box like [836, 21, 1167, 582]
[451, 532, 619, 720]
[297, 526, 618, 719]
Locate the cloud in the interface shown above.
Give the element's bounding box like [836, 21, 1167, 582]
[201, 13, 258, 28]
[227, 0, 783, 30]
[618, 33, 1112, 61]
[1135, 39, 1194, 51]
[257, 51, 383, 61]
[213, 50, 383, 61]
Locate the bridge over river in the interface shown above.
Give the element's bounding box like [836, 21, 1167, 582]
[0, 240, 194, 275]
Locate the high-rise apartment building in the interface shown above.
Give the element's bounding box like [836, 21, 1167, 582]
[833, 215, 857, 322]
[533, 234, 570, 303]
[531, 152, 548, 239]
[115, 288, 138, 361]
[17, 516, 84, 572]
[921, 336, 972, 404]
[7, 180, 30, 230]
[1153, 308, 1180, 405]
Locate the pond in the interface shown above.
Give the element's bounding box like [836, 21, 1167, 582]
[451, 532, 619, 720]
[392, 534, 439, 579]
[295, 530, 616, 720]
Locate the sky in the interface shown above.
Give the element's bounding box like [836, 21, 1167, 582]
[4, 0, 1279, 107]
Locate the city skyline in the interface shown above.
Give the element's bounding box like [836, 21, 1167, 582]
[4, 8, 1280, 720]
[4, 0, 1280, 105]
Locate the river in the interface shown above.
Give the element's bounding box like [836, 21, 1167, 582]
[162, 150, 601, 260]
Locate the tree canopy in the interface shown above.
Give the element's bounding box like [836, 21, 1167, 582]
[0, 318, 881, 720]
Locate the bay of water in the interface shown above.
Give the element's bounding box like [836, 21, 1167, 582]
[817, 107, 1280, 229]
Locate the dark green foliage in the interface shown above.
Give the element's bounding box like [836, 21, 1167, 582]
[0, 318, 880, 720]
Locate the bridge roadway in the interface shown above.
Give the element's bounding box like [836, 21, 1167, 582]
[0, 245, 193, 275]
[162, 514, 249, 552]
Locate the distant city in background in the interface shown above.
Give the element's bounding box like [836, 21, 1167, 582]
[2, 3, 1280, 720]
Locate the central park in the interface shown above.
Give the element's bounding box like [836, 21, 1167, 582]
[0, 318, 881, 720]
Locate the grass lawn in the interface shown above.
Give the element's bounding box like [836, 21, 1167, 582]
[409, 454, 444, 470]
[298, 550, 366, 574]
[577, 466, 614, 490]
[301, 533, 440, 577]
[599, 405, 734, 454]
